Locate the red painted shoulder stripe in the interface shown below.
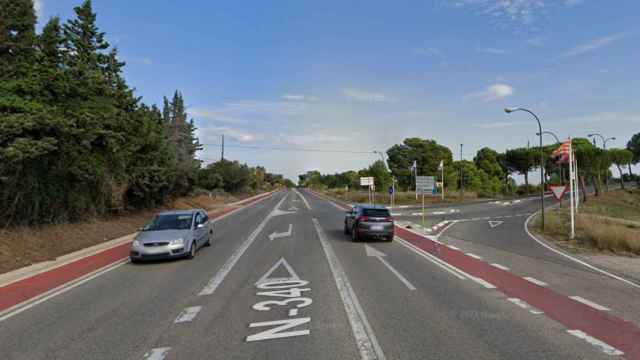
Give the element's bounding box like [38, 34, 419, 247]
[395, 226, 640, 359]
[0, 191, 276, 313]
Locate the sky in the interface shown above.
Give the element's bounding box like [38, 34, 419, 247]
[36, 0, 640, 182]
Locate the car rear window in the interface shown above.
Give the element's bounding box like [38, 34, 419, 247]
[363, 209, 390, 217]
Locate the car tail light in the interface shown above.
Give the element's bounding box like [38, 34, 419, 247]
[384, 217, 394, 222]
[358, 216, 370, 222]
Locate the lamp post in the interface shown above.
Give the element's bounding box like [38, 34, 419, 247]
[374, 150, 394, 208]
[588, 133, 616, 192]
[505, 107, 545, 230]
[537, 130, 562, 185]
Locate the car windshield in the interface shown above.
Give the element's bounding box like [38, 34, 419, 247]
[143, 214, 193, 231]
[363, 209, 390, 217]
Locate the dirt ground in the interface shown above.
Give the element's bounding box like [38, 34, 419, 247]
[0, 192, 255, 275]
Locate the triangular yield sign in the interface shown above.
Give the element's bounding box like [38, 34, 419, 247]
[549, 185, 569, 201]
[488, 220, 503, 228]
[255, 258, 301, 285]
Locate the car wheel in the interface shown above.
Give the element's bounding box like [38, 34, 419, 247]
[130, 257, 139, 264]
[205, 233, 212, 247]
[385, 235, 393, 242]
[186, 241, 196, 259]
[351, 227, 358, 242]
[344, 223, 350, 235]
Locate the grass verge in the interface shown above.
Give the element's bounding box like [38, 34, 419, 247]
[0, 191, 259, 274]
[531, 189, 640, 256]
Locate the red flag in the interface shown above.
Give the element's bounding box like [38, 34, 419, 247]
[551, 139, 571, 164]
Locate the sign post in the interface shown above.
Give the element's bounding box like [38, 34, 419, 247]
[360, 177, 375, 205]
[568, 138, 575, 239]
[416, 176, 436, 227]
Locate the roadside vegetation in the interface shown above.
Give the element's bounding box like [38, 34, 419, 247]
[0, 0, 293, 228]
[299, 137, 639, 202]
[532, 189, 640, 255]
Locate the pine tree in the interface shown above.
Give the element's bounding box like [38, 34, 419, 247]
[0, 0, 37, 78]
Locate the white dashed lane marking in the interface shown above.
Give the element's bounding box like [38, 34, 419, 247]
[508, 298, 543, 315]
[523, 277, 548, 287]
[142, 347, 171, 360]
[569, 296, 610, 311]
[174, 306, 202, 323]
[567, 330, 623, 356]
[465, 253, 482, 260]
[490, 263, 509, 271]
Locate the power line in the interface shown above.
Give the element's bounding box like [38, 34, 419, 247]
[199, 143, 374, 154]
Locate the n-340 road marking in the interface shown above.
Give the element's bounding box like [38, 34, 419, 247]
[364, 245, 415, 291]
[198, 194, 288, 296]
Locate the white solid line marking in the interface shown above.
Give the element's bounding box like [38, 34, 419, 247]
[567, 330, 623, 356]
[377, 256, 416, 291]
[294, 188, 312, 210]
[508, 298, 544, 315]
[313, 218, 385, 360]
[199, 193, 288, 296]
[142, 347, 171, 360]
[490, 263, 510, 271]
[468, 275, 496, 289]
[524, 212, 640, 289]
[288, 308, 299, 316]
[447, 245, 460, 250]
[523, 277, 548, 287]
[569, 296, 610, 311]
[0, 259, 128, 323]
[466, 253, 482, 260]
[396, 238, 466, 280]
[174, 306, 202, 323]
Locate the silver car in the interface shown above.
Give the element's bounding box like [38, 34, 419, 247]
[130, 209, 212, 262]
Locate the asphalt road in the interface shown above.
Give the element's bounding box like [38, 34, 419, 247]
[0, 189, 637, 359]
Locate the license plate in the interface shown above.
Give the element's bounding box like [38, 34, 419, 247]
[371, 225, 384, 231]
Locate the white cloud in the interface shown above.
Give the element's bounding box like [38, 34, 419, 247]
[472, 121, 524, 129]
[465, 83, 514, 102]
[448, 0, 584, 27]
[413, 47, 448, 67]
[282, 94, 319, 102]
[34, 0, 43, 19]
[199, 127, 263, 143]
[191, 109, 243, 123]
[343, 88, 397, 103]
[561, 32, 628, 58]
[279, 134, 351, 146]
[477, 47, 510, 55]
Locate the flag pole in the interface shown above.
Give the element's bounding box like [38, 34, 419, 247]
[569, 137, 576, 239]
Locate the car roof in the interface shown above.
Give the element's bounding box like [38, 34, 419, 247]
[355, 204, 389, 210]
[157, 209, 203, 216]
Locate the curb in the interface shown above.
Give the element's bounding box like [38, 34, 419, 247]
[0, 190, 279, 315]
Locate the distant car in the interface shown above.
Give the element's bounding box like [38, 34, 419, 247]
[344, 205, 394, 242]
[130, 209, 212, 263]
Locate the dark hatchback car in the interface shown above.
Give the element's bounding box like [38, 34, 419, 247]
[344, 205, 394, 242]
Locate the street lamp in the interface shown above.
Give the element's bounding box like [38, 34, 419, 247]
[537, 130, 563, 185]
[588, 133, 616, 191]
[374, 150, 396, 208]
[505, 107, 545, 230]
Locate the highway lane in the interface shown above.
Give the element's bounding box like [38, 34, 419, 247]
[0, 188, 634, 359]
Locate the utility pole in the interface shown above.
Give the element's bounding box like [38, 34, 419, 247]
[459, 144, 464, 200]
[221, 134, 225, 161]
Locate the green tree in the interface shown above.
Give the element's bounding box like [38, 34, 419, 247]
[628, 133, 640, 183]
[504, 147, 536, 195]
[386, 138, 454, 190]
[608, 148, 633, 190]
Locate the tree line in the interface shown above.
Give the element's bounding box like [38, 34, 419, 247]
[299, 135, 640, 199]
[0, 0, 291, 226]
